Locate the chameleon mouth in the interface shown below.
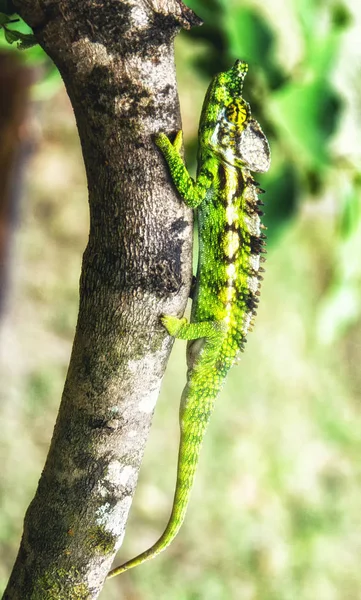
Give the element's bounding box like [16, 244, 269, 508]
[234, 59, 248, 74]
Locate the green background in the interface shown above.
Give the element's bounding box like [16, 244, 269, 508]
[1, 0, 361, 598]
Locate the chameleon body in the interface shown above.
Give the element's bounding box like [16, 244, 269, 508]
[108, 60, 270, 578]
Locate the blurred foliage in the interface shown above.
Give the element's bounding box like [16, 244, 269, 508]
[0, 2, 61, 99]
[0, 1, 37, 50]
[183, 0, 344, 233]
[178, 0, 360, 341]
[1, 1, 361, 599]
[317, 173, 361, 342]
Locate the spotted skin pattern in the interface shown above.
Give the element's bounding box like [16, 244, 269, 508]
[108, 60, 270, 578]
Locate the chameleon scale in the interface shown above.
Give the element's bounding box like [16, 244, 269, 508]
[108, 60, 270, 578]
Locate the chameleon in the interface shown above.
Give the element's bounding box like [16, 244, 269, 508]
[108, 59, 270, 578]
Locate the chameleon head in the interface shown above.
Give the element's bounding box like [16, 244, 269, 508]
[207, 60, 249, 113]
[218, 60, 249, 100]
[202, 60, 270, 173]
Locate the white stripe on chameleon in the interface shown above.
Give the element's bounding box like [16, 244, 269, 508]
[226, 263, 236, 278]
[224, 147, 236, 165]
[224, 231, 239, 257]
[226, 204, 239, 225]
[225, 285, 236, 303]
[224, 167, 239, 325]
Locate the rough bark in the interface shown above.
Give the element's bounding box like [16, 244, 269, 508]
[3, 1, 201, 598]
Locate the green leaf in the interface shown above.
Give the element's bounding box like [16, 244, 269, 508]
[3, 24, 18, 43]
[12, 28, 37, 49]
[2, 23, 37, 48]
[17, 33, 38, 50]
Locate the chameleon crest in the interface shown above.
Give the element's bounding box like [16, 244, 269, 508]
[108, 60, 270, 578]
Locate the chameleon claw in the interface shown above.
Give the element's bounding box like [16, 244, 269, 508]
[161, 314, 187, 337]
[155, 131, 183, 156]
[173, 130, 183, 153]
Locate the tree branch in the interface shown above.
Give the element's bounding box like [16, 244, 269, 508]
[3, 1, 202, 598]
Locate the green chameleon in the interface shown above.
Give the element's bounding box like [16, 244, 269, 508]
[108, 59, 270, 578]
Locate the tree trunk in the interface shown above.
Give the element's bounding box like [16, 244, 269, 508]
[3, 1, 201, 598]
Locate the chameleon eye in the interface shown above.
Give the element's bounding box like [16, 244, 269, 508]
[225, 99, 248, 128]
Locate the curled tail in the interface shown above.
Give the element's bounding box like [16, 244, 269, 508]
[107, 398, 207, 578]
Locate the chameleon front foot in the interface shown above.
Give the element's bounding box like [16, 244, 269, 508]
[161, 314, 187, 337]
[161, 314, 227, 342]
[155, 130, 183, 155]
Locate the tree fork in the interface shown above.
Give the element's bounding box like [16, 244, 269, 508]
[3, 1, 201, 598]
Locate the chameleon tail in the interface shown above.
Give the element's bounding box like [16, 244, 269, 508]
[107, 385, 213, 578]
